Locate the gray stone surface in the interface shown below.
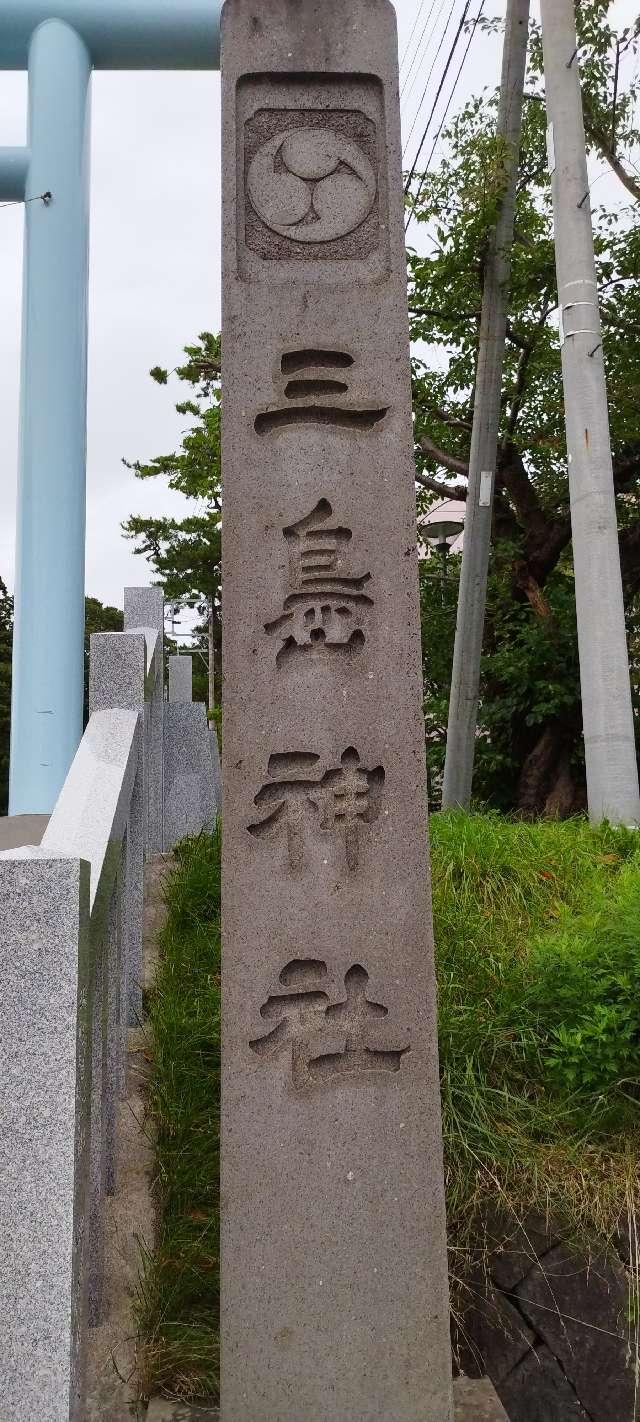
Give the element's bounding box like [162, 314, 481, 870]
[85, 852, 166, 1422]
[145, 1380, 509, 1421]
[454, 1378, 511, 1420]
[463, 1281, 535, 1384]
[169, 654, 193, 703]
[90, 632, 149, 1026]
[210, 724, 222, 813]
[42, 706, 141, 1322]
[0, 856, 92, 1422]
[125, 587, 165, 856]
[514, 1244, 635, 1420]
[499, 1345, 588, 1420]
[163, 702, 217, 849]
[220, 3, 452, 1417]
[0, 813, 49, 849]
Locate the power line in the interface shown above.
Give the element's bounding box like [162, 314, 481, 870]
[401, 0, 460, 157]
[400, 0, 429, 75]
[400, 0, 443, 102]
[406, 0, 486, 233]
[0, 191, 52, 211]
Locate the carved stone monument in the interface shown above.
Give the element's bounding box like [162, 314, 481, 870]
[221, 2, 453, 1416]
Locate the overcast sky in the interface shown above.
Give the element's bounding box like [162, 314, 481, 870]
[0, 0, 635, 617]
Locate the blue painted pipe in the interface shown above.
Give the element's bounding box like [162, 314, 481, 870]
[9, 20, 91, 815]
[0, 147, 29, 201]
[0, 2, 222, 69]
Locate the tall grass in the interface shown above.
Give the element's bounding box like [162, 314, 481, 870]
[138, 814, 640, 1402]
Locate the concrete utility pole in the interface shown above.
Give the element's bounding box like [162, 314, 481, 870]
[540, 0, 640, 825]
[442, 0, 531, 809]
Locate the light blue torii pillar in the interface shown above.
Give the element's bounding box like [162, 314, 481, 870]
[0, 2, 222, 814]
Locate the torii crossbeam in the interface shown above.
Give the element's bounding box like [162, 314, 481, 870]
[0, 2, 222, 813]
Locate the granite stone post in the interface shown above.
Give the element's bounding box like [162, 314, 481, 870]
[220, 3, 453, 1417]
[163, 702, 218, 848]
[0, 855, 92, 1422]
[90, 630, 146, 1026]
[169, 653, 193, 703]
[125, 586, 165, 855]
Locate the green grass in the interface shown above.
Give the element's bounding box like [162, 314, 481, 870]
[138, 813, 640, 1402]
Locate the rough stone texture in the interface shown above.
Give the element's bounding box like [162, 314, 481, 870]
[163, 703, 218, 848]
[456, 1218, 636, 1422]
[169, 654, 193, 703]
[514, 1244, 635, 1421]
[84, 1035, 154, 1422]
[210, 725, 222, 813]
[90, 633, 148, 1026]
[42, 705, 141, 1316]
[0, 813, 49, 849]
[221, 3, 452, 1418]
[0, 856, 92, 1422]
[454, 1378, 511, 1420]
[462, 1280, 535, 1384]
[84, 853, 166, 1421]
[125, 587, 165, 857]
[499, 1346, 589, 1421]
[145, 1380, 509, 1421]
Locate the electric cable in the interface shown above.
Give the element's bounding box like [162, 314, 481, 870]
[404, 0, 482, 233]
[401, 0, 443, 102]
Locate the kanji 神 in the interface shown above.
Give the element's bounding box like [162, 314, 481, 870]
[247, 746, 385, 870]
[250, 959, 410, 1089]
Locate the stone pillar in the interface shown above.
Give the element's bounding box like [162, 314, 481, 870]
[169, 654, 193, 703]
[124, 586, 165, 855]
[220, 3, 453, 1418]
[90, 631, 146, 1026]
[0, 855, 92, 1422]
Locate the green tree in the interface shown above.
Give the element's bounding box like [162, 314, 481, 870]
[410, 5, 640, 813]
[122, 332, 222, 712]
[0, 590, 123, 815]
[83, 597, 123, 722]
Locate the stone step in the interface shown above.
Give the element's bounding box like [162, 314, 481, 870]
[145, 1378, 510, 1420]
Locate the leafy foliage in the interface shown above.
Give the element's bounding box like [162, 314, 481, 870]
[122, 333, 222, 707]
[139, 816, 640, 1402]
[409, 3, 640, 812]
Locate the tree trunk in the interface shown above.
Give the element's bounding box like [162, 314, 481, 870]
[517, 719, 583, 818]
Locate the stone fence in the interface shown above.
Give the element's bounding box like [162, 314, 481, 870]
[0, 588, 220, 1422]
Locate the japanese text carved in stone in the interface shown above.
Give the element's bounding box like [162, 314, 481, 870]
[264, 499, 373, 668]
[247, 748, 385, 871]
[250, 959, 410, 1089]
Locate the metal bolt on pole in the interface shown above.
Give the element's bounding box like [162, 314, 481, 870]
[539, 0, 640, 825]
[441, 0, 531, 809]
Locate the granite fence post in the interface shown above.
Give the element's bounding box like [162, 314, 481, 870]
[163, 702, 218, 849]
[125, 586, 165, 855]
[0, 855, 93, 1422]
[90, 630, 146, 1027]
[220, 2, 453, 1417]
[169, 653, 193, 703]
[104, 872, 123, 1196]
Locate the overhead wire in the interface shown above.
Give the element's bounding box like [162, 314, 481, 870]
[400, 0, 444, 103]
[404, 0, 484, 234]
[399, 0, 429, 76]
[402, 0, 459, 151]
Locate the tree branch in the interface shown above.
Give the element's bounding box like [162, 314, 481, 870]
[415, 469, 469, 500]
[582, 93, 640, 203]
[417, 434, 470, 479]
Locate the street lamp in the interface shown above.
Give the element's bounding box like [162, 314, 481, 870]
[422, 519, 464, 603]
